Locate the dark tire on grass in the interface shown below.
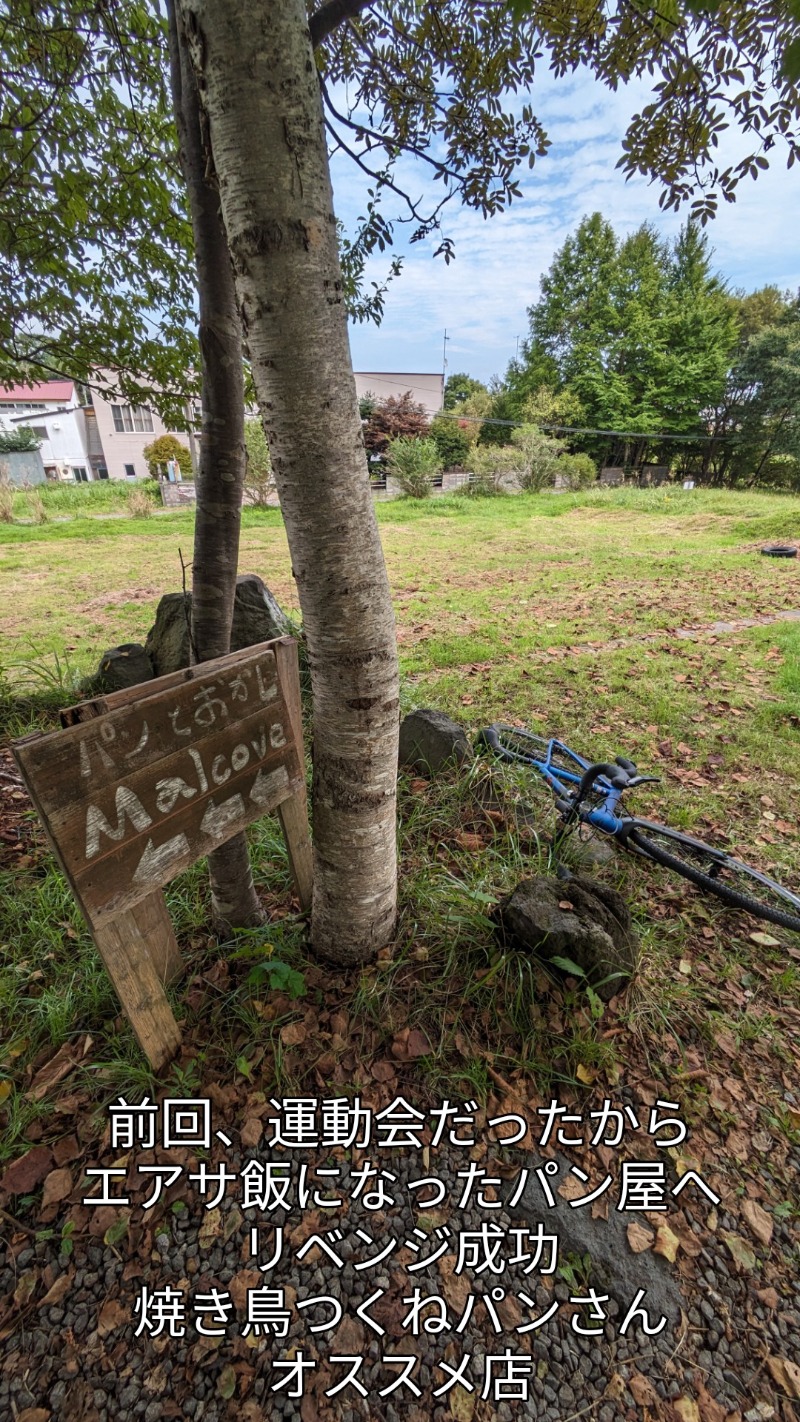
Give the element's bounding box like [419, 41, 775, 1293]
[627, 824, 800, 934]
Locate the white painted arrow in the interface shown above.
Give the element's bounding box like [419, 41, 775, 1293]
[250, 764, 290, 807]
[133, 833, 190, 885]
[200, 794, 245, 841]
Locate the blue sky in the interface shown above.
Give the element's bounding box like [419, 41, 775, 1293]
[331, 67, 798, 386]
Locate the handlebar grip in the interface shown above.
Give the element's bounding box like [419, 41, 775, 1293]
[577, 762, 628, 798]
[615, 756, 637, 773]
[474, 726, 509, 761]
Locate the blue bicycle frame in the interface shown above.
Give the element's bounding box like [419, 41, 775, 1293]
[495, 734, 628, 836]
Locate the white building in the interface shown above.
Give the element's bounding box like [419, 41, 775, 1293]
[0, 379, 94, 481]
[87, 377, 196, 481]
[354, 372, 444, 419]
[0, 377, 197, 482]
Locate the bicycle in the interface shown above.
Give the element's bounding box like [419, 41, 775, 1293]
[474, 725, 800, 934]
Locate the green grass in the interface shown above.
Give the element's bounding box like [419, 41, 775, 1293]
[9, 477, 166, 519]
[1, 485, 799, 1162]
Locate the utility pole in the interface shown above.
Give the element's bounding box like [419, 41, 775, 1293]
[441, 329, 449, 410]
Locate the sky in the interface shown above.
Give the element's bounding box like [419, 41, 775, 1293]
[331, 66, 799, 386]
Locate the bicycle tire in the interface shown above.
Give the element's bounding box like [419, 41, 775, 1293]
[626, 824, 800, 933]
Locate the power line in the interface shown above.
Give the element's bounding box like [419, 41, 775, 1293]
[434, 410, 729, 442]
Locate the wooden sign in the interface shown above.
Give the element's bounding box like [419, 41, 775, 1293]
[13, 637, 312, 1071]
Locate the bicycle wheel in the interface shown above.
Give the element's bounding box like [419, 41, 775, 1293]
[626, 820, 800, 933]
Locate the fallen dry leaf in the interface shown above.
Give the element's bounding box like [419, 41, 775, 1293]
[52, 1134, 81, 1168]
[331, 1315, 366, 1356]
[14, 1271, 38, 1308]
[229, 1269, 262, 1312]
[626, 1221, 655, 1254]
[97, 1298, 129, 1336]
[695, 1381, 728, 1422]
[38, 1271, 73, 1308]
[26, 1043, 79, 1101]
[391, 1026, 432, 1061]
[41, 1167, 73, 1210]
[674, 1399, 700, 1422]
[16, 1410, 51, 1422]
[280, 1021, 307, 1048]
[448, 1387, 476, 1422]
[287, 1209, 322, 1248]
[766, 1355, 800, 1399]
[0, 1145, 53, 1195]
[198, 1207, 222, 1250]
[653, 1222, 681, 1263]
[240, 1118, 262, 1149]
[628, 1371, 659, 1407]
[722, 1231, 756, 1272]
[740, 1199, 773, 1248]
[438, 1254, 471, 1315]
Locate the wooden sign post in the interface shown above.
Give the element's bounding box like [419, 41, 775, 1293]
[13, 637, 313, 1072]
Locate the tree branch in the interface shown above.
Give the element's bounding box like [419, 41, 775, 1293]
[309, 0, 372, 49]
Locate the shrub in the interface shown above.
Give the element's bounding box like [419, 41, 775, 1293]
[429, 415, 470, 470]
[510, 425, 565, 491]
[0, 474, 13, 523]
[465, 446, 520, 495]
[244, 419, 275, 507]
[558, 452, 597, 490]
[0, 427, 40, 453]
[142, 433, 193, 481]
[128, 489, 153, 518]
[363, 392, 430, 458]
[386, 436, 442, 497]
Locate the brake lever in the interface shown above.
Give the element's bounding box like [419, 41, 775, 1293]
[626, 774, 661, 788]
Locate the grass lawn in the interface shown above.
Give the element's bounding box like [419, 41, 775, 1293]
[1, 486, 799, 1177]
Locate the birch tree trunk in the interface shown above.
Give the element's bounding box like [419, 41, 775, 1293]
[177, 0, 399, 963]
[166, 0, 264, 932]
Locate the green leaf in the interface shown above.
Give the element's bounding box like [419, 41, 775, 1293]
[549, 955, 587, 977]
[217, 1364, 237, 1400]
[104, 1215, 129, 1248]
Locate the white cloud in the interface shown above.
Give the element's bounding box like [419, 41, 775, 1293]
[331, 67, 799, 384]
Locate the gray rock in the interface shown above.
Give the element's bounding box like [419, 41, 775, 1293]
[509, 1154, 684, 1327]
[145, 573, 291, 676]
[399, 708, 472, 774]
[494, 873, 637, 998]
[94, 642, 154, 691]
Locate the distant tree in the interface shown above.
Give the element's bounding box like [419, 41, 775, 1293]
[363, 393, 430, 458]
[142, 433, 193, 480]
[727, 313, 800, 487]
[444, 373, 488, 409]
[457, 388, 494, 450]
[518, 384, 586, 434]
[243, 419, 275, 506]
[429, 415, 470, 469]
[358, 390, 379, 421]
[516, 214, 737, 463]
[728, 286, 793, 346]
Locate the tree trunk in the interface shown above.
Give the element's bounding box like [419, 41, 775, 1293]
[177, 0, 399, 963]
[166, 0, 264, 932]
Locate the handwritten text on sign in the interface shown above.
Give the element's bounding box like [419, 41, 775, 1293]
[14, 646, 304, 927]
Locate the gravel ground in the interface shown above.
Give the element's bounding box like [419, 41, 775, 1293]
[3, 1123, 799, 1422]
